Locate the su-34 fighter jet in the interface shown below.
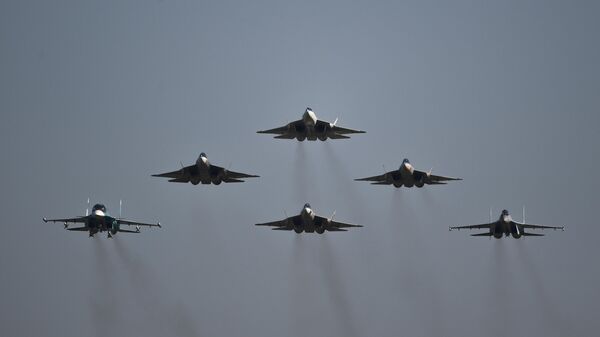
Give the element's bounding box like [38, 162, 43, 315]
[257, 107, 365, 141]
[152, 152, 259, 185]
[43, 203, 161, 238]
[449, 209, 564, 239]
[355, 158, 461, 188]
[255, 203, 363, 234]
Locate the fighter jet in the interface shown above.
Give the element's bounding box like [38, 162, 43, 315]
[43, 203, 161, 238]
[152, 152, 259, 185]
[255, 203, 363, 234]
[449, 209, 564, 239]
[355, 158, 462, 188]
[257, 107, 365, 141]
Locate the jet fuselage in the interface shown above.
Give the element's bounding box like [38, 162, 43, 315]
[83, 205, 120, 236]
[291, 203, 328, 233]
[299, 108, 321, 141]
[488, 211, 522, 239]
[389, 159, 427, 188]
[191, 153, 224, 185]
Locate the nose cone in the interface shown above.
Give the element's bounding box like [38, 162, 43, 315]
[501, 210, 511, 223]
[198, 152, 208, 164]
[303, 203, 312, 213]
[303, 108, 317, 125]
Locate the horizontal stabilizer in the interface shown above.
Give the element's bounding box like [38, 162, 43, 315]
[118, 229, 141, 234]
[223, 178, 244, 183]
[168, 178, 189, 183]
[152, 172, 181, 178]
[471, 232, 493, 237]
[327, 228, 348, 232]
[328, 134, 350, 139]
[67, 227, 88, 232]
[522, 232, 545, 237]
[273, 134, 296, 139]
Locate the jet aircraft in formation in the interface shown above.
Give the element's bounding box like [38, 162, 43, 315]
[449, 209, 564, 239]
[255, 203, 362, 234]
[43, 107, 565, 239]
[152, 152, 259, 185]
[257, 107, 365, 141]
[43, 203, 161, 238]
[355, 158, 461, 188]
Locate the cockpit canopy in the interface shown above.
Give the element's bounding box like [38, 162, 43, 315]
[502, 209, 509, 216]
[304, 203, 311, 209]
[92, 204, 106, 213]
[200, 152, 207, 158]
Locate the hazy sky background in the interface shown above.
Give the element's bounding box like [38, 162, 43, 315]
[1, 1, 599, 336]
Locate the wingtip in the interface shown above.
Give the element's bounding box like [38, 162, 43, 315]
[157, 222, 162, 228]
[43, 217, 47, 223]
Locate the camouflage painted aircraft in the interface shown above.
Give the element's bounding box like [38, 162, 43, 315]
[43, 203, 161, 238]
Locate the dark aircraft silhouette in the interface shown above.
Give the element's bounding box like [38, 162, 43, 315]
[355, 158, 461, 188]
[43, 203, 161, 238]
[257, 107, 365, 141]
[449, 209, 564, 239]
[255, 203, 363, 234]
[152, 152, 259, 185]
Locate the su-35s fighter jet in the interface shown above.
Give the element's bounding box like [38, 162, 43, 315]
[449, 209, 564, 239]
[355, 158, 461, 188]
[43, 203, 161, 238]
[257, 107, 365, 141]
[255, 203, 363, 234]
[152, 152, 259, 185]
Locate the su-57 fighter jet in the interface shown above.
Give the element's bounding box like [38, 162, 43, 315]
[43, 203, 161, 238]
[449, 209, 564, 239]
[255, 203, 363, 234]
[152, 153, 259, 185]
[257, 107, 365, 141]
[355, 158, 461, 188]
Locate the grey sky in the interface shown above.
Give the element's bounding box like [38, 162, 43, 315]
[1, 1, 599, 336]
